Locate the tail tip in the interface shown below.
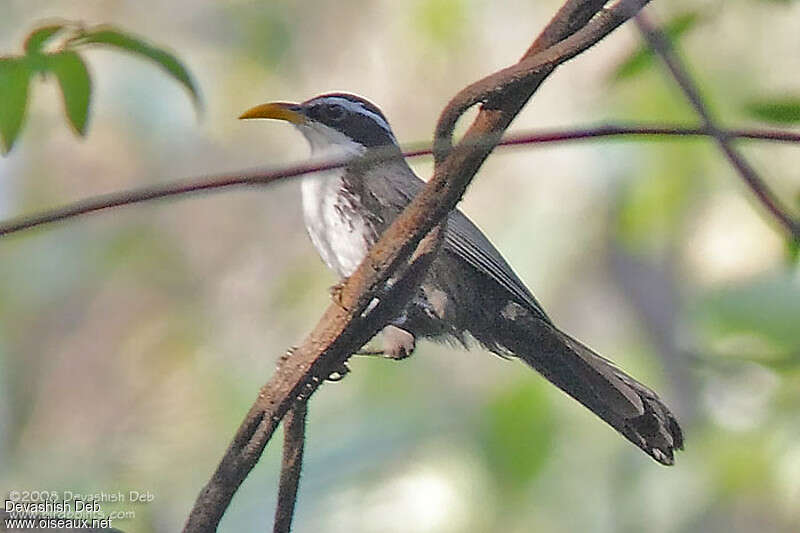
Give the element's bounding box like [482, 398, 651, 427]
[651, 447, 675, 466]
[631, 410, 684, 466]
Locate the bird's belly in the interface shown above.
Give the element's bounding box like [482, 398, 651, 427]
[301, 171, 374, 278]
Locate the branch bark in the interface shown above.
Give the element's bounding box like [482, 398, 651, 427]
[183, 1, 654, 531]
[183, 223, 444, 532]
[273, 402, 307, 533]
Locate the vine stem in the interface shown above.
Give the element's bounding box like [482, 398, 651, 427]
[2, 124, 798, 238]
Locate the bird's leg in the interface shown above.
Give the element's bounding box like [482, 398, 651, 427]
[355, 325, 416, 360]
[322, 324, 415, 381]
[326, 279, 414, 378]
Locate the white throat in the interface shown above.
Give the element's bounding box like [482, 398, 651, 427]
[296, 122, 371, 277]
[297, 121, 366, 157]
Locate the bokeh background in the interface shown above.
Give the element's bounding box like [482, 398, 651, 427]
[2, 0, 799, 532]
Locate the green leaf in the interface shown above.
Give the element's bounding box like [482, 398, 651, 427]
[23, 24, 65, 55]
[48, 51, 91, 136]
[0, 58, 31, 155]
[743, 97, 800, 124]
[69, 27, 201, 110]
[787, 237, 799, 265]
[613, 11, 702, 80]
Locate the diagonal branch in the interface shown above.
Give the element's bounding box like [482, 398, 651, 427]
[184, 1, 654, 531]
[183, 223, 444, 532]
[634, 12, 800, 240]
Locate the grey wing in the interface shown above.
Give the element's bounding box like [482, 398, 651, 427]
[377, 162, 550, 323]
[444, 209, 551, 323]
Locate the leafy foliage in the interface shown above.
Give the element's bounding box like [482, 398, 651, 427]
[743, 97, 800, 124]
[0, 21, 199, 155]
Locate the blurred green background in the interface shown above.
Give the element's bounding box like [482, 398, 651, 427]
[1, 0, 799, 532]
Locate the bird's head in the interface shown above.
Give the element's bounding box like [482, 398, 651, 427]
[239, 93, 399, 156]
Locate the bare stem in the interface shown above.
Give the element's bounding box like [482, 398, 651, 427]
[3, 124, 798, 239]
[634, 12, 800, 240]
[273, 402, 307, 533]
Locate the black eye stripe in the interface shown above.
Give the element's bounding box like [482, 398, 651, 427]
[336, 113, 395, 148]
[304, 95, 397, 148]
[304, 94, 392, 128]
[313, 103, 345, 122]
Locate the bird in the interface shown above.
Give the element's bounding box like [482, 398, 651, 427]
[240, 92, 684, 465]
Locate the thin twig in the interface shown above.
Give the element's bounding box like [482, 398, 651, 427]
[3, 123, 798, 238]
[0, 157, 353, 237]
[634, 12, 800, 240]
[273, 401, 307, 533]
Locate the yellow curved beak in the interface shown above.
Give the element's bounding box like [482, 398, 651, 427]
[238, 102, 304, 124]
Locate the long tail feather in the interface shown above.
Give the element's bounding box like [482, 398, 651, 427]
[492, 306, 684, 465]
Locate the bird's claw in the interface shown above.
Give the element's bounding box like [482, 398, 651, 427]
[329, 278, 349, 309]
[278, 345, 298, 368]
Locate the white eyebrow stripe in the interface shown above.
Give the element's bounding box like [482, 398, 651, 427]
[324, 97, 397, 141]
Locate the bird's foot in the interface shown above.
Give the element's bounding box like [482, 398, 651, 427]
[281, 345, 349, 382]
[329, 278, 349, 309]
[278, 345, 298, 369]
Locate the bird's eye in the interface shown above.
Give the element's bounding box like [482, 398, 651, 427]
[321, 103, 346, 122]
